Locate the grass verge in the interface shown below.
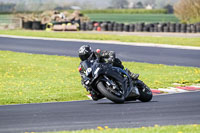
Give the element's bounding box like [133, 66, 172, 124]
[0, 51, 200, 105]
[0, 30, 200, 47]
[44, 124, 200, 133]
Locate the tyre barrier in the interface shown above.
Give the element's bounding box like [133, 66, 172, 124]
[32, 21, 41, 30]
[23, 21, 33, 29]
[23, 21, 45, 30]
[22, 20, 200, 33]
[79, 21, 200, 33]
[46, 23, 53, 31]
[22, 20, 80, 31]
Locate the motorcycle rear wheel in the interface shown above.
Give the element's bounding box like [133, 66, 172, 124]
[137, 81, 153, 102]
[97, 81, 125, 104]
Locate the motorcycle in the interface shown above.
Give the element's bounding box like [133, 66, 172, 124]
[80, 58, 152, 103]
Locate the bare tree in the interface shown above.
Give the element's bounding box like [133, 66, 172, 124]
[174, 0, 200, 23]
[136, 2, 143, 9]
[164, 4, 174, 13]
[0, 3, 16, 12]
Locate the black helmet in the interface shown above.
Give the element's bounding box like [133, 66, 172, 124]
[78, 45, 92, 61]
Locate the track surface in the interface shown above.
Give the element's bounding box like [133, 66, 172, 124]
[0, 92, 200, 133]
[0, 37, 200, 132]
[0, 37, 200, 67]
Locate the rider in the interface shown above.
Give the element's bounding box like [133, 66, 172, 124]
[78, 45, 140, 101]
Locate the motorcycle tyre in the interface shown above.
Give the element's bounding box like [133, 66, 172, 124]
[138, 82, 153, 102]
[97, 81, 125, 104]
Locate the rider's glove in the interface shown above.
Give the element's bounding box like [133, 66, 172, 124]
[84, 79, 90, 86]
[107, 57, 114, 64]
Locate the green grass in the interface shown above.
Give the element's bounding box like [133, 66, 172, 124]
[0, 14, 13, 19]
[0, 14, 14, 24]
[86, 14, 179, 23]
[44, 124, 200, 133]
[0, 51, 200, 105]
[0, 30, 200, 47]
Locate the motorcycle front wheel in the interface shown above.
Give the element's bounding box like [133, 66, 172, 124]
[97, 81, 125, 104]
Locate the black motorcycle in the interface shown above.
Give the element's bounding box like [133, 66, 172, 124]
[81, 58, 152, 103]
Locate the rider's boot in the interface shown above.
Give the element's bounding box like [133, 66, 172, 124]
[125, 68, 139, 80]
[125, 68, 140, 96]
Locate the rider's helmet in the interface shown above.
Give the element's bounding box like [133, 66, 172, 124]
[78, 45, 92, 61]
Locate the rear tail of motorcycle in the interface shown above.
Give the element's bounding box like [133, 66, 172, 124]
[137, 80, 153, 102]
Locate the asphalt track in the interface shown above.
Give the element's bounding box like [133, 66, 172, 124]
[0, 37, 200, 67]
[0, 92, 200, 133]
[0, 36, 200, 132]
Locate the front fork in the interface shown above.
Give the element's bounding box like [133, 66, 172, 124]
[103, 75, 117, 90]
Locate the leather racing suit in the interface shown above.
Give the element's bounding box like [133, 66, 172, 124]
[78, 49, 124, 100]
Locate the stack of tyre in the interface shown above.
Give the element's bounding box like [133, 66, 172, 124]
[22, 21, 80, 31]
[80, 21, 200, 33]
[23, 21, 46, 30]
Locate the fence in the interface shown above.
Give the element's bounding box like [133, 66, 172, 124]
[0, 18, 22, 29]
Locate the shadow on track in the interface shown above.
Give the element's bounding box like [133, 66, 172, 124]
[96, 100, 157, 104]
